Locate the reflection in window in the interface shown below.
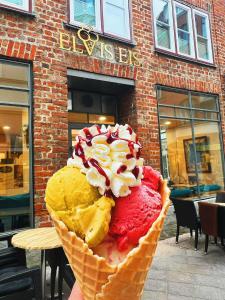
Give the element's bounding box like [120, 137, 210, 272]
[158, 87, 224, 200]
[0, 60, 31, 233]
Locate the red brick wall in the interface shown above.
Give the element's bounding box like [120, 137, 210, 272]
[0, 0, 224, 226]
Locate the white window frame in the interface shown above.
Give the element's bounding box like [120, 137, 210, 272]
[0, 0, 29, 11]
[173, 1, 195, 59]
[102, 0, 131, 40]
[69, 0, 102, 32]
[193, 9, 213, 63]
[153, 0, 175, 52]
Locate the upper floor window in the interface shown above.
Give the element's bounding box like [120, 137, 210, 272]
[69, 0, 131, 40]
[153, 0, 213, 64]
[0, 0, 30, 11]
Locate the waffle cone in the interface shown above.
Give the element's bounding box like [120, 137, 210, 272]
[47, 179, 170, 300]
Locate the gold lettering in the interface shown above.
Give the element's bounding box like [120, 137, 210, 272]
[72, 35, 84, 54]
[100, 42, 105, 58]
[128, 50, 133, 65]
[118, 47, 128, 64]
[132, 52, 141, 66]
[59, 32, 71, 51]
[104, 44, 114, 60]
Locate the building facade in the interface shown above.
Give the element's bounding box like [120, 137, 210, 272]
[0, 0, 224, 233]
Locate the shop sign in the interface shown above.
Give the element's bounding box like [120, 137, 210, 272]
[59, 27, 141, 66]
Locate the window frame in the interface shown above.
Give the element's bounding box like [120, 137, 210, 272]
[173, 1, 195, 59]
[0, 0, 30, 12]
[193, 9, 213, 64]
[157, 85, 225, 200]
[152, 0, 214, 65]
[0, 58, 34, 234]
[69, 0, 102, 32]
[69, 0, 132, 42]
[153, 0, 175, 52]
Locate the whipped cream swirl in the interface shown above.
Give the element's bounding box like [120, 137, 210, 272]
[67, 124, 144, 197]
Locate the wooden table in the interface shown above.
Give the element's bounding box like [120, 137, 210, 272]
[12, 227, 62, 300]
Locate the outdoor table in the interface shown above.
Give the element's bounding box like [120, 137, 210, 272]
[11, 227, 62, 300]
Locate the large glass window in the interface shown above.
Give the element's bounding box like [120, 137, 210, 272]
[69, 0, 131, 40]
[158, 86, 224, 200]
[0, 0, 30, 11]
[153, 0, 213, 64]
[0, 60, 32, 234]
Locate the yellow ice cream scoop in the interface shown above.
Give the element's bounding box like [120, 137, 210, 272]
[45, 166, 114, 247]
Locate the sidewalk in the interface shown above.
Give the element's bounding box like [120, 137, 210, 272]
[143, 234, 225, 300]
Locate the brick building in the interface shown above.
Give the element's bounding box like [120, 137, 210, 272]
[0, 0, 224, 233]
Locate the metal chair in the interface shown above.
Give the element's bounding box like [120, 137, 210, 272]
[198, 202, 219, 253]
[0, 247, 41, 300]
[216, 191, 225, 203]
[171, 198, 201, 250]
[218, 206, 225, 246]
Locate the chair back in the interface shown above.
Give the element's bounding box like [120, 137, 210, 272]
[198, 202, 218, 236]
[171, 198, 198, 229]
[218, 206, 225, 238]
[216, 191, 225, 203]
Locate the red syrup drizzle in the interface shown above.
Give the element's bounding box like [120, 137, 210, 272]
[89, 158, 110, 187]
[132, 166, 139, 179]
[117, 165, 127, 174]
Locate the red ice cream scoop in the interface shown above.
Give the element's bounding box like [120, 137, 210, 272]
[109, 166, 162, 252]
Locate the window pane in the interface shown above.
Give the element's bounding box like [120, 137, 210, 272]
[159, 106, 191, 118]
[68, 112, 88, 123]
[0, 62, 29, 89]
[0, 89, 29, 105]
[160, 118, 196, 199]
[176, 6, 188, 31]
[156, 0, 169, 24]
[89, 114, 115, 124]
[0, 105, 30, 232]
[191, 94, 217, 110]
[3, 0, 23, 4]
[101, 95, 116, 114]
[197, 36, 209, 60]
[192, 110, 218, 121]
[73, 91, 101, 113]
[103, 0, 130, 39]
[73, 0, 96, 26]
[178, 30, 190, 55]
[192, 121, 224, 197]
[156, 23, 170, 49]
[195, 14, 207, 38]
[158, 89, 189, 107]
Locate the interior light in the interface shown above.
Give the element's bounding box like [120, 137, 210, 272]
[99, 116, 106, 121]
[164, 121, 171, 125]
[3, 126, 10, 130]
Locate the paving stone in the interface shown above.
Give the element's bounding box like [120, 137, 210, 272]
[142, 290, 167, 300]
[144, 278, 167, 292]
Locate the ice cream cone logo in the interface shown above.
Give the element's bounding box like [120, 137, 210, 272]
[78, 26, 99, 56]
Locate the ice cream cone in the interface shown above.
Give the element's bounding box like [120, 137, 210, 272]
[47, 179, 170, 300]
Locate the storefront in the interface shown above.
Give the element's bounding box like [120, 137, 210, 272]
[0, 0, 224, 234]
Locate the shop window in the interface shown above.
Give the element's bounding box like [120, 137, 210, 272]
[0, 0, 30, 11]
[0, 60, 32, 233]
[153, 0, 213, 64]
[69, 0, 131, 40]
[158, 86, 224, 201]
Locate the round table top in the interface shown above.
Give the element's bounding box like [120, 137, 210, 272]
[12, 227, 62, 250]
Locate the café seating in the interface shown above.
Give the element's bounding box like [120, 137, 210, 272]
[171, 198, 201, 250]
[0, 246, 41, 300]
[218, 206, 225, 246]
[216, 191, 225, 203]
[198, 202, 219, 253]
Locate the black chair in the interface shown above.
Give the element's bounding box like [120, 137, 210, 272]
[198, 202, 219, 253]
[0, 247, 41, 300]
[216, 191, 225, 203]
[171, 198, 201, 250]
[218, 206, 225, 246]
[46, 248, 75, 300]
